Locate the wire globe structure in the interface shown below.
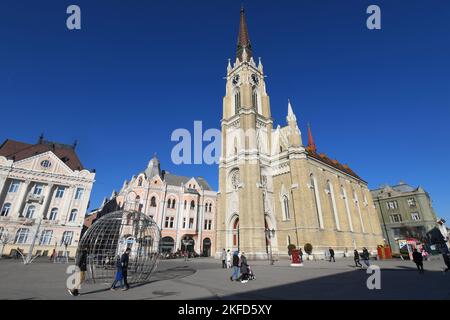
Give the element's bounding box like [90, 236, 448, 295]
[77, 210, 161, 285]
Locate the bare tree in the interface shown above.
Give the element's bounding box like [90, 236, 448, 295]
[0, 226, 14, 258]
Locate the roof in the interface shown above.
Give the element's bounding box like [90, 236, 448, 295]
[0, 139, 85, 171]
[371, 182, 420, 197]
[306, 149, 364, 181]
[163, 173, 212, 191]
[236, 7, 253, 62]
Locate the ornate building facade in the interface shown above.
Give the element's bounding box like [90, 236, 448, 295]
[216, 8, 383, 259]
[94, 155, 217, 257]
[0, 136, 95, 258]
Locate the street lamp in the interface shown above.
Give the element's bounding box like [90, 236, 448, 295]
[265, 228, 275, 265]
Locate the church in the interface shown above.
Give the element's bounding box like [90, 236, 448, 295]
[216, 8, 384, 259]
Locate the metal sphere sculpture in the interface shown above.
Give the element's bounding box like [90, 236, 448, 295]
[77, 210, 160, 285]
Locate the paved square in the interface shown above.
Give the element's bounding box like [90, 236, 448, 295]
[0, 256, 449, 300]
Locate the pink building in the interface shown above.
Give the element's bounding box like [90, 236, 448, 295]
[91, 155, 217, 257]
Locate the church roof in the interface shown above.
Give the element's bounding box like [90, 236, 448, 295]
[0, 138, 85, 171]
[306, 149, 364, 182]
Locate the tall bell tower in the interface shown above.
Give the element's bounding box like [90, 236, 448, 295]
[216, 7, 274, 259]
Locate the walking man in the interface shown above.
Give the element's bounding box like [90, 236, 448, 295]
[120, 248, 131, 290]
[221, 248, 227, 268]
[354, 249, 363, 268]
[412, 248, 424, 274]
[110, 255, 125, 290]
[230, 251, 240, 281]
[329, 247, 335, 262]
[68, 247, 88, 296]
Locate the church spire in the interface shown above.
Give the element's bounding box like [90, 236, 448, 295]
[307, 123, 317, 153]
[236, 6, 253, 62]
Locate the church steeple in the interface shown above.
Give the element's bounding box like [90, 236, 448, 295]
[236, 6, 253, 62]
[307, 123, 317, 153]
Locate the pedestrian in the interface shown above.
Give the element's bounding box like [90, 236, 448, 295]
[184, 250, 188, 262]
[299, 248, 304, 263]
[329, 247, 335, 262]
[226, 249, 232, 268]
[120, 248, 131, 290]
[230, 251, 240, 281]
[221, 248, 227, 268]
[412, 248, 424, 274]
[421, 248, 429, 261]
[110, 255, 125, 290]
[354, 249, 362, 268]
[239, 252, 249, 283]
[49, 249, 56, 262]
[362, 247, 371, 268]
[68, 248, 88, 296]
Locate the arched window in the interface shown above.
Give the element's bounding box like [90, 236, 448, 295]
[209, 203, 213, 212]
[135, 196, 142, 212]
[190, 200, 195, 210]
[232, 218, 239, 247]
[167, 199, 172, 209]
[172, 199, 176, 209]
[49, 208, 58, 221]
[310, 174, 324, 229]
[1, 203, 11, 217]
[138, 177, 143, 187]
[15, 228, 29, 244]
[252, 89, 258, 110]
[282, 195, 290, 220]
[327, 180, 340, 230]
[25, 205, 36, 219]
[184, 200, 187, 210]
[150, 196, 157, 207]
[234, 91, 241, 115]
[341, 184, 354, 232]
[69, 209, 78, 223]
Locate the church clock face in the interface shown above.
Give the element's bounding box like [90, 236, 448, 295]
[251, 74, 259, 85]
[232, 75, 240, 86]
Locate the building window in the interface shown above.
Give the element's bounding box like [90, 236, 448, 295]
[74, 188, 84, 200]
[310, 174, 324, 229]
[411, 212, 421, 221]
[138, 177, 143, 186]
[189, 218, 194, 229]
[61, 231, 73, 246]
[167, 199, 172, 209]
[49, 208, 58, 221]
[282, 195, 290, 220]
[40, 230, 53, 245]
[190, 201, 195, 210]
[183, 218, 186, 229]
[184, 200, 187, 210]
[34, 184, 43, 196]
[172, 200, 176, 209]
[1, 203, 11, 217]
[8, 180, 20, 193]
[55, 186, 65, 198]
[252, 90, 258, 110]
[164, 217, 170, 228]
[327, 181, 340, 230]
[15, 228, 29, 244]
[169, 217, 174, 228]
[69, 209, 78, 223]
[204, 219, 208, 230]
[390, 214, 402, 223]
[40, 160, 51, 168]
[25, 205, 36, 219]
[234, 91, 241, 114]
[407, 198, 416, 207]
[208, 220, 212, 230]
[386, 201, 398, 210]
[151, 196, 157, 207]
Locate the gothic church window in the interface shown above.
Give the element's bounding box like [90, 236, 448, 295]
[150, 196, 157, 207]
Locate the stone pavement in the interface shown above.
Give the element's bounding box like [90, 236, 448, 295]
[0, 256, 449, 300]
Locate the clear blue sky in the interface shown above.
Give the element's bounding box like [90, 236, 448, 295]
[0, 1, 449, 220]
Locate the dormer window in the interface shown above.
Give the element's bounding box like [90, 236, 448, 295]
[40, 160, 51, 168]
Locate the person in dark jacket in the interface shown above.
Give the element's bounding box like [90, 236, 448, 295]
[230, 251, 240, 281]
[68, 248, 88, 296]
[362, 247, 370, 268]
[329, 247, 335, 262]
[120, 248, 131, 290]
[354, 249, 363, 268]
[239, 252, 249, 283]
[412, 248, 424, 273]
[111, 256, 125, 290]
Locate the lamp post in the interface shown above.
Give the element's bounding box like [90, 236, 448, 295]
[265, 228, 275, 265]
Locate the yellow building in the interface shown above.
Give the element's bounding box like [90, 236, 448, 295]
[216, 8, 383, 260]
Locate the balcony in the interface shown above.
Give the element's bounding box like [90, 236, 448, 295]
[27, 194, 44, 204]
[17, 217, 36, 226]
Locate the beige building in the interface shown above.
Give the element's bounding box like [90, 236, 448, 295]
[95, 155, 217, 257]
[0, 136, 95, 258]
[216, 8, 383, 259]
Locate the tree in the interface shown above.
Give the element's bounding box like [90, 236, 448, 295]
[0, 227, 13, 258]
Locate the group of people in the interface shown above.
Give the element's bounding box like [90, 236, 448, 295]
[221, 249, 255, 283]
[353, 247, 371, 268]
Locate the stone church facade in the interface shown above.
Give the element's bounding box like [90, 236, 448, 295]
[216, 8, 383, 259]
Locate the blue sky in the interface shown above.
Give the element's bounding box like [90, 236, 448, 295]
[0, 1, 449, 220]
